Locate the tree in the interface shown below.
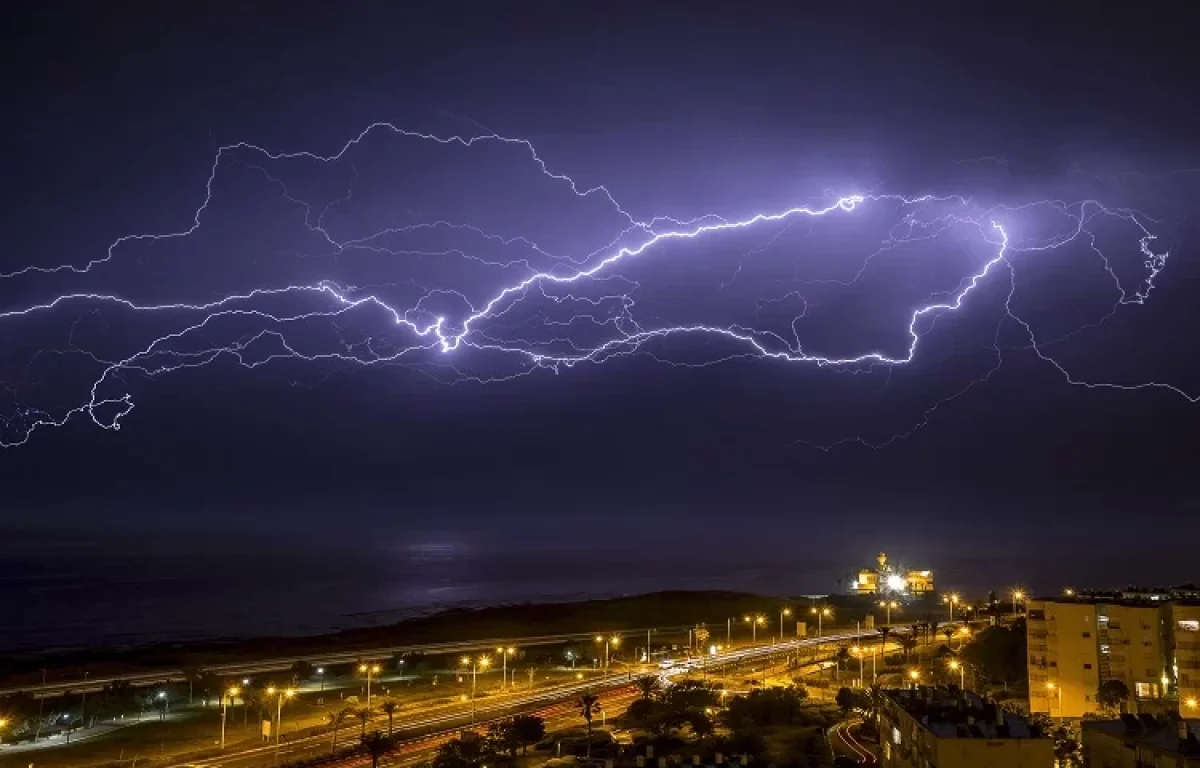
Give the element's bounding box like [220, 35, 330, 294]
[960, 624, 1026, 686]
[355, 706, 373, 737]
[433, 733, 493, 768]
[834, 647, 850, 679]
[878, 627, 892, 656]
[509, 714, 546, 755]
[328, 707, 352, 755]
[836, 687, 855, 715]
[380, 700, 400, 736]
[897, 634, 918, 659]
[1097, 680, 1130, 712]
[576, 694, 600, 759]
[661, 680, 718, 711]
[686, 709, 714, 740]
[362, 730, 397, 768]
[942, 627, 955, 646]
[635, 675, 662, 700]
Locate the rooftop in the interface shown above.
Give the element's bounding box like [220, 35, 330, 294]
[882, 686, 1047, 740]
[1084, 715, 1200, 756]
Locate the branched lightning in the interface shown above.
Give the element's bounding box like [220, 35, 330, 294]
[0, 122, 1193, 449]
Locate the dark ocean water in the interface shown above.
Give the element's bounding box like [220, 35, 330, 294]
[2, 531, 1177, 652]
[0, 538, 848, 651]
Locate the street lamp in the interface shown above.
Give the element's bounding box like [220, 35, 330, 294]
[948, 660, 964, 689]
[1012, 590, 1024, 617]
[594, 635, 620, 673]
[316, 667, 325, 692]
[1046, 682, 1063, 725]
[878, 600, 898, 625]
[1185, 697, 1198, 711]
[779, 608, 792, 641]
[811, 606, 832, 639]
[0, 717, 8, 746]
[220, 686, 240, 750]
[908, 669, 920, 688]
[1064, 588, 1076, 597]
[358, 663, 382, 711]
[943, 593, 960, 622]
[743, 615, 766, 644]
[496, 647, 516, 689]
[265, 686, 295, 765]
[850, 645, 865, 686]
[460, 655, 491, 723]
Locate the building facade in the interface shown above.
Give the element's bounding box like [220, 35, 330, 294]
[1028, 597, 1196, 719]
[851, 552, 935, 596]
[1082, 716, 1200, 767]
[878, 686, 1053, 768]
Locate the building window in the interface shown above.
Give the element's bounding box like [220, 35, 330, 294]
[1083, 632, 1091, 638]
[1179, 620, 1199, 632]
[1083, 663, 1092, 670]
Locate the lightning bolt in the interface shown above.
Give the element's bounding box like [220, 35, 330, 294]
[0, 122, 1191, 449]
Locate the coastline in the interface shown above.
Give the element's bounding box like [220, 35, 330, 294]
[0, 589, 785, 691]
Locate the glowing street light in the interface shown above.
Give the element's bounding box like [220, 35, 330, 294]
[878, 600, 899, 625]
[948, 660, 965, 689]
[316, 667, 325, 692]
[496, 646, 516, 689]
[0, 717, 8, 746]
[779, 607, 792, 641]
[265, 686, 296, 764]
[220, 686, 240, 750]
[594, 634, 620, 673]
[943, 593, 961, 622]
[358, 663, 382, 710]
[743, 615, 766, 644]
[460, 655, 491, 723]
[908, 669, 920, 688]
[811, 606, 832, 640]
[1064, 588, 1076, 597]
[1012, 590, 1025, 617]
[1184, 697, 1197, 711]
[1046, 682, 1063, 724]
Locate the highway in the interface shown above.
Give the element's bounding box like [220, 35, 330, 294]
[173, 626, 891, 768]
[0, 626, 695, 698]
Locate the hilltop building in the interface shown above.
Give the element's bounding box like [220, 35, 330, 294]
[850, 552, 935, 596]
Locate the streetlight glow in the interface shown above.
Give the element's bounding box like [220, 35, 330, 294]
[1185, 697, 1197, 710]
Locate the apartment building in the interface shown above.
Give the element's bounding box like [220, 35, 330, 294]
[1028, 596, 1191, 719]
[1082, 715, 1200, 768]
[878, 686, 1053, 768]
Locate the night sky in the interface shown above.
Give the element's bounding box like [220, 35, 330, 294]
[3, 1, 1200, 625]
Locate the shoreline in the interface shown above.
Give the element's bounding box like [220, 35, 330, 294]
[0, 589, 797, 692]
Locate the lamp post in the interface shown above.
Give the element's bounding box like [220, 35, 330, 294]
[460, 655, 491, 723]
[1046, 682, 1063, 725]
[594, 635, 620, 673]
[316, 667, 325, 692]
[1185, 697, 1197, 712]
[265, 686, 295, 765]
[811, 606, 832, 640]
[944, 593, 960, 622]
[220, 686, 240, 750]
[851, 646, 864, 687]
[497, 647, 515, 690]
[779, 608, 791, 641]
[358, 663, 381, 711]
[879, 600, 898, 625]
[948, 660, 964, 689]
[908, 669, 920, 689]
[744, 615, 766, 644]
[0, 717, 8, 746]
[957, 626, 971, 650]
[1012, 590, 1024, 617]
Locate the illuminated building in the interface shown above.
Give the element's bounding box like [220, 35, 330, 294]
[850, 552, 935, 596]
[877, 686, 1053, 768]
[1027, 595, 1200, 719]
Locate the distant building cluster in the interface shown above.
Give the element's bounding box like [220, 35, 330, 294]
[849, 552, 934, 596]
[1027, 591, 1200, 720]
[877, 685, 1053, 768]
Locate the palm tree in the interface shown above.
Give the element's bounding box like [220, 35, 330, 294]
[362, 730, 396, 768]
[379, 699, 400, 736]
[327, 707, 352, 755]
[634, 675, 661, 700]
[355, 706, 372, 737]
[576, 694, 600, 759]
[878, 626, 892, 656]
[942, 627, 954, 646]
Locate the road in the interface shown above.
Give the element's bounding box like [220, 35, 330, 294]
[176, 627, 891, 768]
[0, 626, 695, 698]
[830, 717, 877, 765]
